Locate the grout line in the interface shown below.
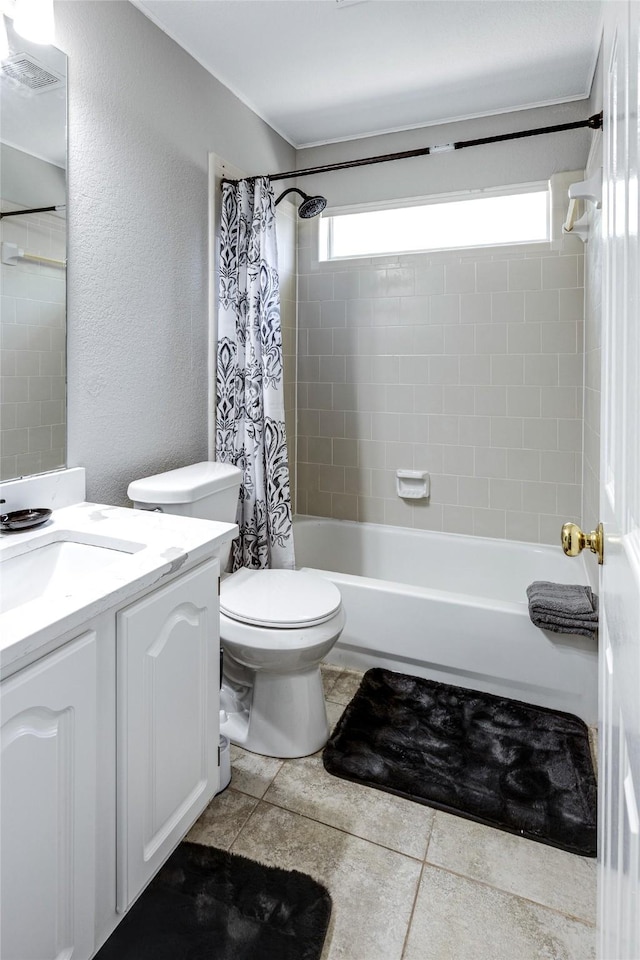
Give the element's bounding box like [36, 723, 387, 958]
[400, 861, 426, 960]
[203, 787, 260, 852]
[249, 794, 428, 864]
[419, 857, 597, 928]
[229, 774, 596, 930]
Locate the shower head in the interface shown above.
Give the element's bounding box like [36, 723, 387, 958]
[275, 187, 327, 219]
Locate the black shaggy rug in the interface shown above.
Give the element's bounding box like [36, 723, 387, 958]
[95, 842, 332, 960]
[323, 668, 597, 857]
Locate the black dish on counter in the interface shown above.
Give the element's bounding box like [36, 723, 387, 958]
[0, 508, 52, 531]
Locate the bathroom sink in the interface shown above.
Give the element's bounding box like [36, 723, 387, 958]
[0, 537, 141, 615]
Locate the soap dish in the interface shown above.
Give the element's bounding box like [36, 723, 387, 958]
[0, 508, 52, 531]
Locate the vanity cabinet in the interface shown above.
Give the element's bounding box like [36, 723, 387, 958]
[0, 556, 222, 960]
[115, 558, 220, 912]
[0, 631, 98, 960]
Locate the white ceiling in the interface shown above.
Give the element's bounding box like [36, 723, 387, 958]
[133, 0, 602, 148]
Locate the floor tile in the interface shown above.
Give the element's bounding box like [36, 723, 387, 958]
[327, 668, 364, 706]
[229, 744, 283, 798]
[321, 662, 344, 697]
[426, 811, 596, 923]
[402, 864, 596, 960]
[326, 698, 346, 733]
[232, 800, 422, 960]
[186, 787, 258, 850]
[265, 751, 434, 859]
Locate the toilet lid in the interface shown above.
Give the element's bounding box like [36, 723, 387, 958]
[220, 569, 342, 628]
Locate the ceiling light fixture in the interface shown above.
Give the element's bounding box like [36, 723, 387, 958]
[13, 0, 55, 45]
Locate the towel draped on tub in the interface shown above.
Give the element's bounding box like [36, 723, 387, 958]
[526, 581, 598, 638]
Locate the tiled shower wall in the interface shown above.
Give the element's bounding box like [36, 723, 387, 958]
[0, 206, 66, 480]
[296, 223, 584, 545]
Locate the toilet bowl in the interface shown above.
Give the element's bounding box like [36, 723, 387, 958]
[127, 461, 345, 760]
[219, 567, 345, 757]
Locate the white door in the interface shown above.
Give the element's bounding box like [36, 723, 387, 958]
[599, 3, 640, 956]
[116, 560, 219, 913]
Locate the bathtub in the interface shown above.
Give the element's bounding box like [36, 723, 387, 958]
[294, 516, 597, 724]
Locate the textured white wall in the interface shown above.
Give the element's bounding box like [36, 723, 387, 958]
[55, 1, 295, 506]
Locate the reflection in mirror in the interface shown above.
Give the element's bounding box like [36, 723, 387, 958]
[0, 14, 66, 480]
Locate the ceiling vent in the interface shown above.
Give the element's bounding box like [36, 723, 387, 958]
[1, 53, 65, 94]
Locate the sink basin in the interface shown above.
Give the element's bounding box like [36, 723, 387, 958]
[0, 538, 140, 615]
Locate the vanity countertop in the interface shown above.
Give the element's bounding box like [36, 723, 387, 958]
[0, 502, 237, 679]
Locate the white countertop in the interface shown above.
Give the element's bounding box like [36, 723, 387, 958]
[0, 502, 237, 679]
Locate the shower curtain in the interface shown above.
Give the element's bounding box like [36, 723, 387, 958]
[216, 177, 295, 571]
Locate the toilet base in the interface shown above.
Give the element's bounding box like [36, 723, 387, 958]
[220, 665, 330, 759]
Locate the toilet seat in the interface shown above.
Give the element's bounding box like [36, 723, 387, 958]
[220, 568, 342, 628]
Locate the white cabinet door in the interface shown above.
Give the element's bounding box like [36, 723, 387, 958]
[0, 631, 97, 960]
[116, 560, 219, 912]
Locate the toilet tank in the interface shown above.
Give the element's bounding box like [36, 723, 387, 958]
[127, 462, 242, 523]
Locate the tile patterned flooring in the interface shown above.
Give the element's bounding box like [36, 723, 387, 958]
[187, 664, 597, 960]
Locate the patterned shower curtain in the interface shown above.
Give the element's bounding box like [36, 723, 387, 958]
[216, 177, 295, 571]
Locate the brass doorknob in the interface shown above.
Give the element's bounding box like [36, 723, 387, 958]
[561, 521, 604, 564]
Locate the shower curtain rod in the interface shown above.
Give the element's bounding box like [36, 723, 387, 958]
[221, 112, 603, 186]
[0, 205, 65, 220]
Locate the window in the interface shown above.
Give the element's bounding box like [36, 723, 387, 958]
[318, 184, 550, 261]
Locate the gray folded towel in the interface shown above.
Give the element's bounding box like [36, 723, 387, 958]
[526, 581, 598, 637]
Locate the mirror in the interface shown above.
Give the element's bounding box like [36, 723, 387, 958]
[0, 15, 67, 481]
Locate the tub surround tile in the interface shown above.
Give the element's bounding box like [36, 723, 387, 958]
[264, 752, 434, 860]
[231, 800, 422, 960]
[297, 241, 584, 544]
[403, 865, 596, 960]
[426, 811, 596, 923]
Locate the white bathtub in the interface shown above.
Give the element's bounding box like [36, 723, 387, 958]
[294, 516, 597, 724]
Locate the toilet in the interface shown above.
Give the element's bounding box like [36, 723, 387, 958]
[127, 461, 345, 759]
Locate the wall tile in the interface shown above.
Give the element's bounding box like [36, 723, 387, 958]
[445, 262, 476, 294]
[473, 508, 506, 538]
[541, 321, 578, 354]
[399, 296, 430, 325]
[492, 291, 525, 324]
[476, 323, 507, 354]
[413, 325, 445, 354]
[321, 300, 346, 327]
[476, 261, 508, 293]
[443, 385, 475, 415]
[490, 417, 524, 448]
[474, 386, 507, 417]
[461, 293, 492, 325]
[508, 259, 542, 291]
[431, 295, 460, 325]
[506, 448, 541, 481]
[445, 325, 475, 355]
[415, 264, 445, 295]
[542, 256, 578, 289]
[296, 234, 585, 544]
[458, 476, 490, 508]
[429, 356, 460, 385]
[524, 354, 559, 386]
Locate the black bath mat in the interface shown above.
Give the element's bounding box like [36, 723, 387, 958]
[323, 668, 597, 857]
[95, 842, 332, 960]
